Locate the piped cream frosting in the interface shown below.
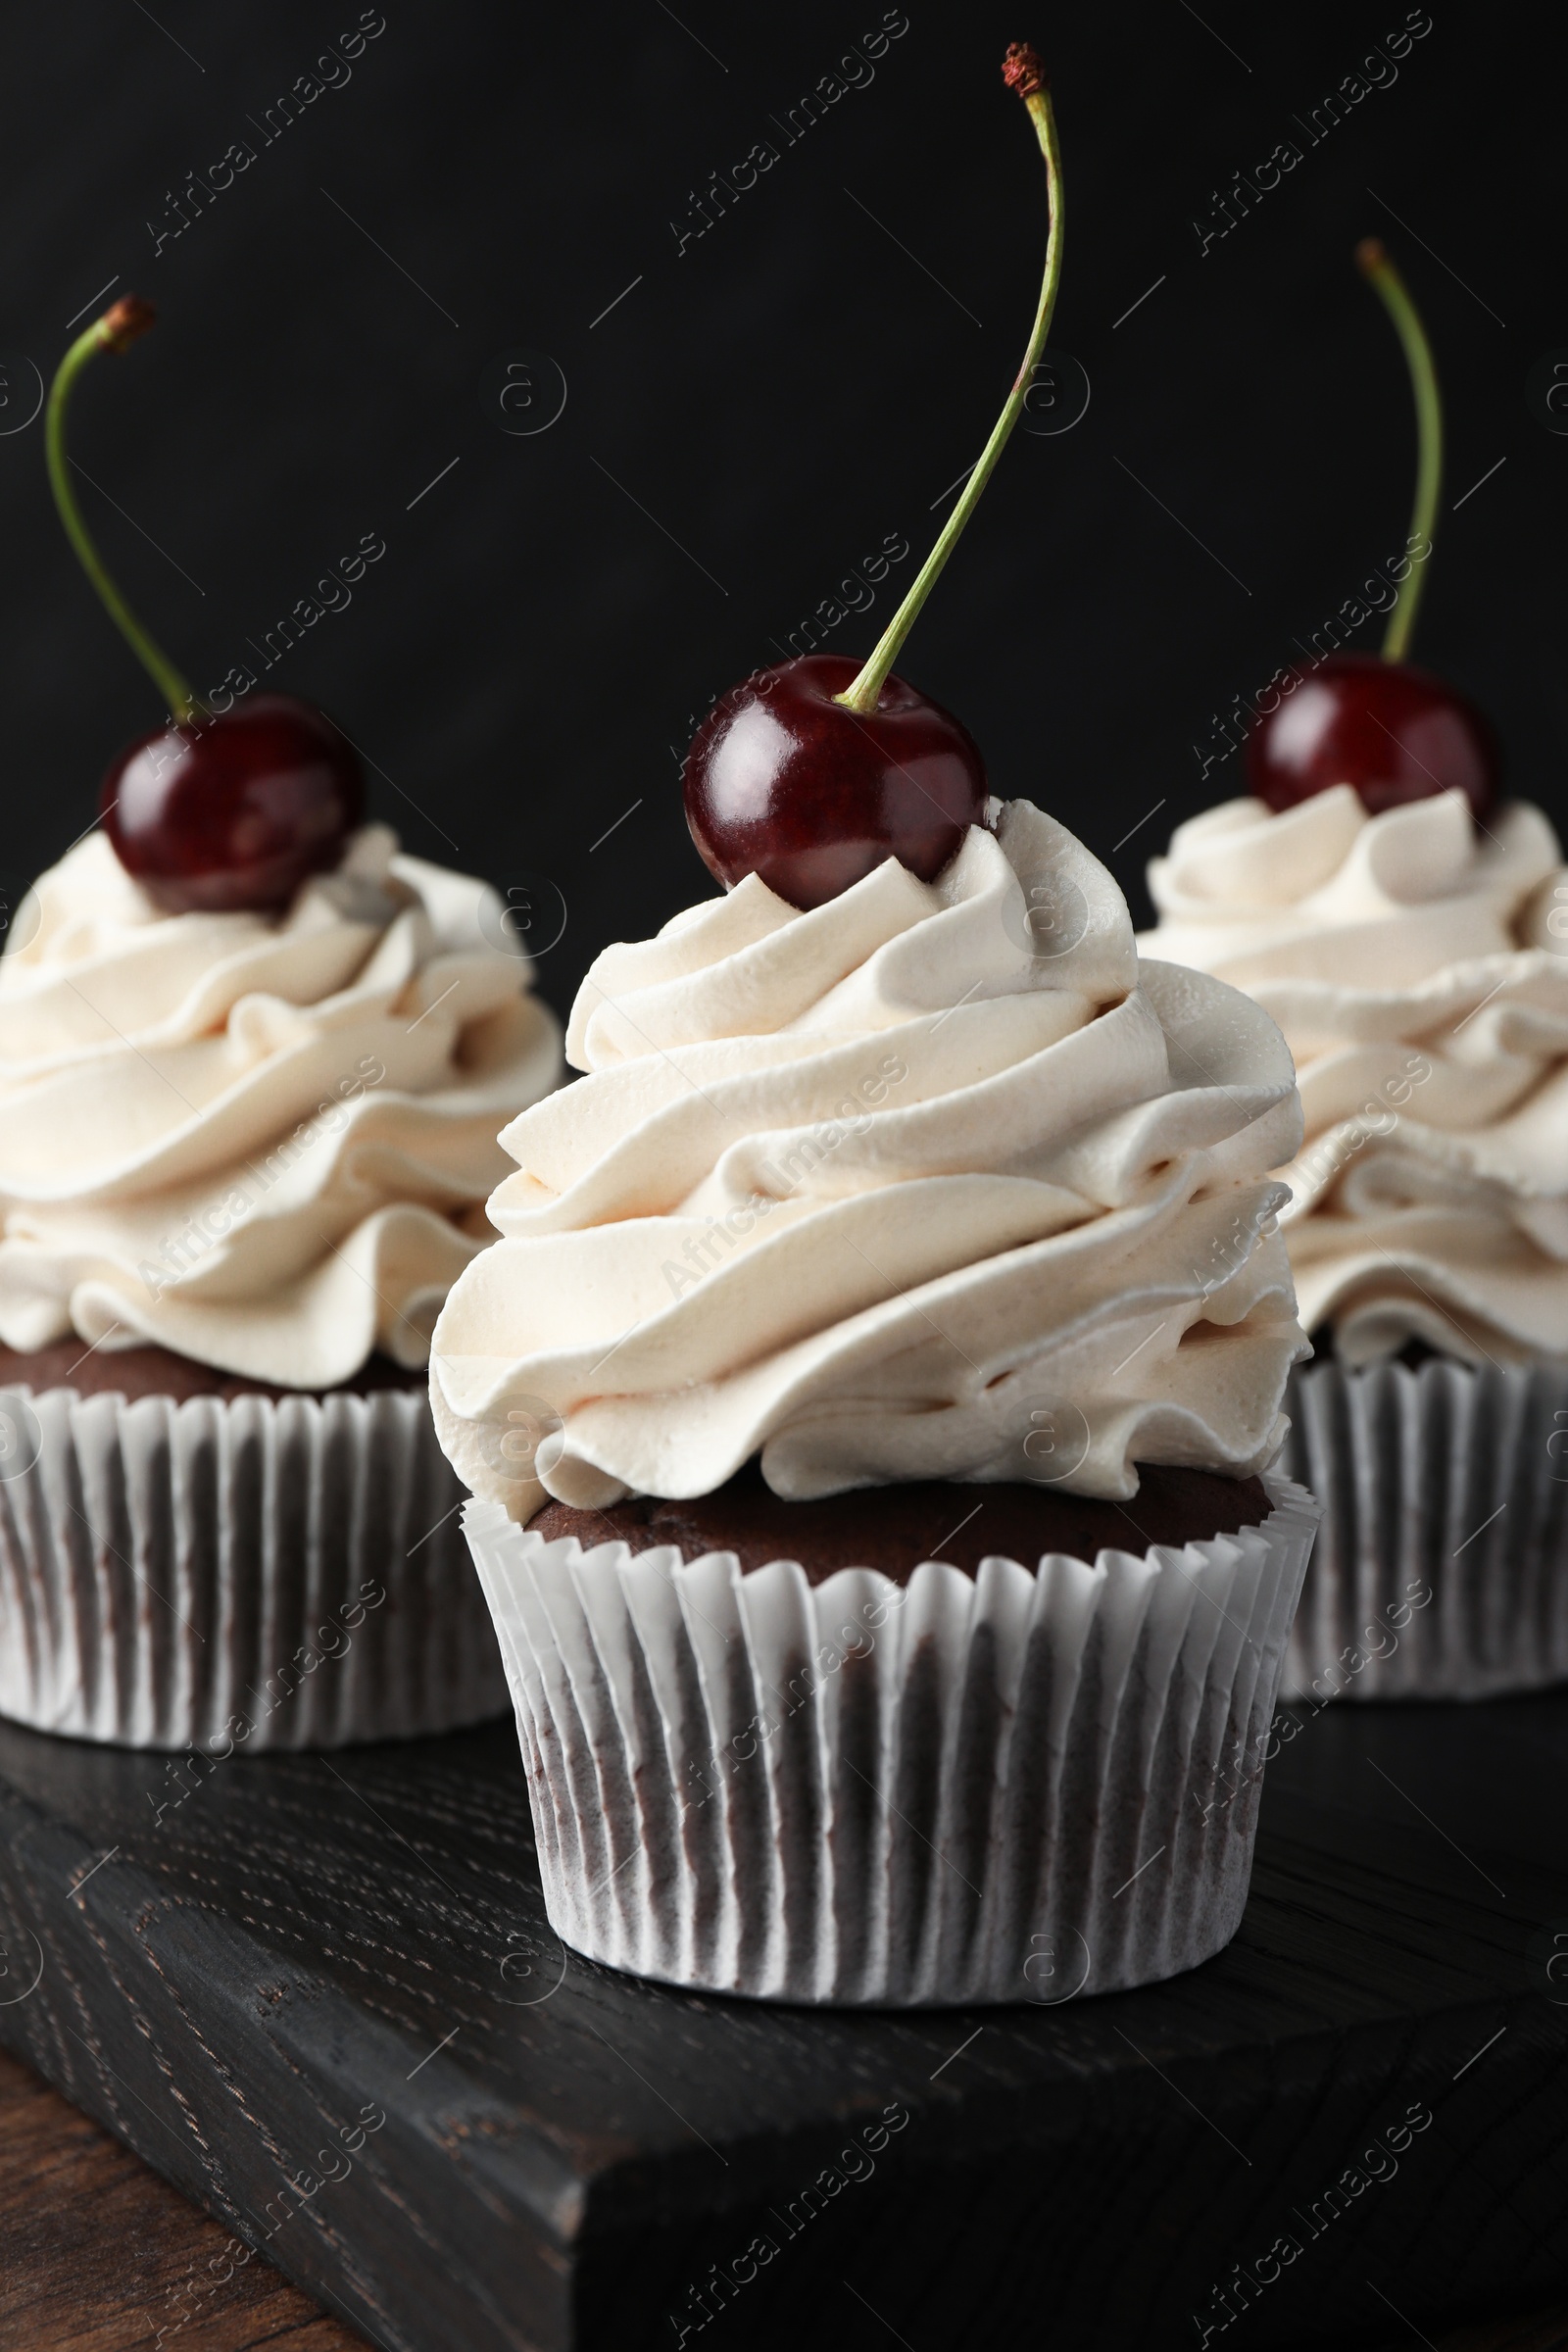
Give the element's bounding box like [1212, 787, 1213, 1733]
[1143, 785, 1568, 1364]
[431, 799, 1307, 1519]
[0, 824, 563, 1386]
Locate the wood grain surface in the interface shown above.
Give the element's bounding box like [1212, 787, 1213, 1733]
[1, 1690, 1566, 2351]
[0, 2045, 364, 2352]
[2, 2033, 1563, 2352]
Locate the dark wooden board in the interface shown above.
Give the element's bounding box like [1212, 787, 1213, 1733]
[0, 1686, 1565, 2352]
[7, 2047, 1564, 2352]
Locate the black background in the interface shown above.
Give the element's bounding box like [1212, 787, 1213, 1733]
[1, 0, 1562, 1028]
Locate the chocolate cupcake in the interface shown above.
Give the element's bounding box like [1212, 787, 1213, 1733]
[1143, 785, 1568, 1698]
[0, 825, 563, 1749]
[437, 798, 1320, 2004]
[437, 52, 1319, 2001]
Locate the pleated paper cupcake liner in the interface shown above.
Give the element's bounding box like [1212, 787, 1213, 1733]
[1280, 1356, 1568, 1703]
[464, 1472, 1320, 2007]
[0, 1383, 508, 1750]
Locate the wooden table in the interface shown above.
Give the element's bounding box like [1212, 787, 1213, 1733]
[0, 2046, 364, 2352]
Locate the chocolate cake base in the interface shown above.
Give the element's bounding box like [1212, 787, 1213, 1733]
[1302, 1324, 1442, 1372]
[0, 1337, 427, 1406]
[526, 1461, 1273, 1585]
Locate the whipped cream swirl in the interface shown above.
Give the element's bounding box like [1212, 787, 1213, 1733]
[431, 799, 1306, 1519]
[0, 825, 563, 1386]
[1143, 785, 1568, 1365]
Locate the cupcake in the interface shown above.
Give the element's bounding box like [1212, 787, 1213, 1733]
[0, 285, 563, 1749]
[1143, 784, 1568, 1700]
[434, 43, 1319, 2006]
[0, 820, 563, 1748]
[1140, 237, 1568, 1701]
[432, 797, 1319, 2003]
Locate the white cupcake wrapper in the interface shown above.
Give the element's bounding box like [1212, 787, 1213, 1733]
[464, 1474, 1319, 2006]
[1280, 1356, 1568, 1702]
[0, 1384, 508, 1750]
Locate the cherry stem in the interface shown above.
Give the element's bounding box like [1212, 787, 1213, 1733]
[1355, 238, 1442, 666]
[835, 49, 1063, 718]
[46, 298, 204, 724]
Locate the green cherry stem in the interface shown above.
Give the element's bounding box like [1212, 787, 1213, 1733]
[46, 296, 203, 722]
[835, 42, 1064, 718]
[1355, 237, 1443, 666]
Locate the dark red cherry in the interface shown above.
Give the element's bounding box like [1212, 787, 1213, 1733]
[101, 695, 364, 914]
[1246, 653, 1499, 823]
[682, 653, 988, 909]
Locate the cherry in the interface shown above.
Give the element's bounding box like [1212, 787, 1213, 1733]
[680, 43, 1062, 912]
[683, 655, 986, 909]
[46, 295, 363, 916]
[1246, 241, 1500, 826]
[103, 696, 364, 914]
[1248, 653, 1499, 822]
